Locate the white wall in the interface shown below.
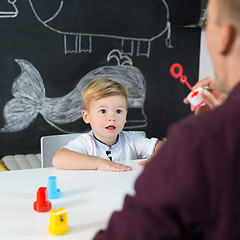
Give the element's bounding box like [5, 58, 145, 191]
[199, 30, 214, 80]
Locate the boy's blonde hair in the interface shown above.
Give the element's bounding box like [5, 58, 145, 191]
[81, 78, 129, 110]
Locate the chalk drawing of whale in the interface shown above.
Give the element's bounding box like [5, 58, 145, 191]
[0, 0, 18, 18]
[28, 0, 172, 57]
[0, 51, 147, 133]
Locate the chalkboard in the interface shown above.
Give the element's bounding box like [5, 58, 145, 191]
[201, 0, 208, 10]
[0, 0, 201, 157]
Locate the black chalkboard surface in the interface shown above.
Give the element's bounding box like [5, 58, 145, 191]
[0, 0, 201, 157]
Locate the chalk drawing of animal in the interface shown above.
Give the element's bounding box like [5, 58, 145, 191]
[28, 0, 172, 57]
[1, 51, 148, 133]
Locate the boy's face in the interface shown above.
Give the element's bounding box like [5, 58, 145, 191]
[82, 95, 127, 147]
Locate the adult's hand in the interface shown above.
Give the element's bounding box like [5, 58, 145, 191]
[183, 77, 227, 115]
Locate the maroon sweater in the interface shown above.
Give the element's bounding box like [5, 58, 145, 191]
[94, 83, 240, 240]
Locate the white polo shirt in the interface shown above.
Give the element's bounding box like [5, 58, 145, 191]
[63, 130, 158, 162]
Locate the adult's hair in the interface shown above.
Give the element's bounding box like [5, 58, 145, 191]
[81, 78, 129, 110]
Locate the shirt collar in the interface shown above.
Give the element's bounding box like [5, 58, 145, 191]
[90, 130, 120, 150]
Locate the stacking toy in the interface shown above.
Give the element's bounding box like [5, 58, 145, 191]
[170, 63, 205, 106]
[33, 187, 52, 212]
[47, 176, 61, 199]
[49, 208, 69, 235]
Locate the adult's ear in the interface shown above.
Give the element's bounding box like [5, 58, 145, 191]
[219, 23, 236, 55]
[82, 110, 90, 124]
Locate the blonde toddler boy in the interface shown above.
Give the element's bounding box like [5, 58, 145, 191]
[52, 78, 163, 171]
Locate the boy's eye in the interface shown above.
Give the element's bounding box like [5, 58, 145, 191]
[116, 109, 122, 114]
[99, 109, 106, 114]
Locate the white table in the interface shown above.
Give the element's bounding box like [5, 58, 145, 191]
[0, 160, 143, 240]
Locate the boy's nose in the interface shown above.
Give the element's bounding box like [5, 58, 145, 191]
[108, 114, 115, 121]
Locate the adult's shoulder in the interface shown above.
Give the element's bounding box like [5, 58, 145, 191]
[165, 101, 237, 157]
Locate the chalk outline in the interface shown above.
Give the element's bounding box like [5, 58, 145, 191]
[0, 52, 148, 133]
[0, 0, 18, 18]
[28, 0, 173, 56]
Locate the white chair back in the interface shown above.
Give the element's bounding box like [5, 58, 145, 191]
[40, 133, 82, 168]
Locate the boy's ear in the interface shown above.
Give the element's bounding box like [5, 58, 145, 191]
[82, 110, 90, 124]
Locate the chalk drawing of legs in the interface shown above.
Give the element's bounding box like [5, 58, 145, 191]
[121, 39, 152, 58]
[64, 34, 92, 54]
[0, 55, 147, 133]
[28, 0, 172, 56]
[0, 0, 18, 18]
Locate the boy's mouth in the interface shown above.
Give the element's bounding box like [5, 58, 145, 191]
[106, 125, 116, 130]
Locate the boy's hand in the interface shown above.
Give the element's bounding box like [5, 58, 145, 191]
[97, 159, 132, 172]
[138, 140, 164, 166]
[138, 159, 151, 166]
